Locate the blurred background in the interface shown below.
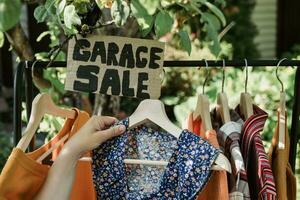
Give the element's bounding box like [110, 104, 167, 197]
[0, 0, 299, 195]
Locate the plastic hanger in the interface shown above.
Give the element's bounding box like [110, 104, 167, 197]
[128, 99, 182, 137]
[16, 93, 76, 159]
[240, 59, 253, 119]
[276, 58, 287, 149]
[217, 60, 231, 124]
[128, 68, 182, 137]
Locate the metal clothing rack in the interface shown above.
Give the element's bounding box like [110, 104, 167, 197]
[13, 60, 300, 171]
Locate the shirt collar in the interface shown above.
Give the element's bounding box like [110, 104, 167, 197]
[211, 108, 244, 130]
[235, 104, 268, 136]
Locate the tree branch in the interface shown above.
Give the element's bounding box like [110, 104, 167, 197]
[5, 23, 34, 60]
[5, 23, 51, 90]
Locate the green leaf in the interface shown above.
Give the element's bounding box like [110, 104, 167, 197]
[34, 5, 48, 23]
[73, 0, 90, 14]
[45, 0, 56, 15]
[201, 12, 221, 31]
[0, 0, 21, 31]
[130, 0, 154, 37]
[178, 30, 191, 55]
[111, 0, 130, 26]
[52, 118, 62, 132]
[155, 10, 174, 38]
[0, 31, 4, 48]
[161, 96, 180, 106]
[64, 5, 81, 29]
[205, 2, 226, 26]
[138, 0, 160, 15]
[95, 0, 104, 9]
[0, 31, 5, 48]
[201, 11, 222, 56]
[204, 23, 221, 55]
[57, 0, 66, 14]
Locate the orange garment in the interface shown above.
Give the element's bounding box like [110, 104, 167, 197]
[185, 112, 229, 200]
[268, 111, 296, 200]
[0, 109, 96, 200]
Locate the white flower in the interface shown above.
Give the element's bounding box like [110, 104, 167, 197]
[64, 5, 81, 29]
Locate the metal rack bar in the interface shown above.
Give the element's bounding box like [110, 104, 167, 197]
[21, 59, 300, 68]
[13, 60, 300, 171]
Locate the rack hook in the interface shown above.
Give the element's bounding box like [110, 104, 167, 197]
[31, 60, 39, 79]
[244, 59, 249, 93]
[222, 59, 226, 93]
[276, 58, 287, 92]
[202, 60, 209, 94]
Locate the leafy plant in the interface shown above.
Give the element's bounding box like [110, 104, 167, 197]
[0, 0, 21, 32]
[33, 0, 227, 56]
[0, 31, 4, 48]
[222, 1, 259, 59]
[0, 131, 12, 172]
[173, 66, 296, 141]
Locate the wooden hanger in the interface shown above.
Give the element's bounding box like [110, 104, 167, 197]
[191, 94, 231, 173]
[240, 93, 253, 119]
[193, 94, 212, 131]
[217, 60, 231, 123]
[16, 93, 76, 160]
[217, 93, 230, 123]
[278, 92, 286, 149]
[240, 59, 253, 119]
[276, 58, 287, 149]
[193, 62, 212, 131]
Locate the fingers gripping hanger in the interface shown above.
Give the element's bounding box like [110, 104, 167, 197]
[240, 59, 253, 119]
[276, 58, 287, 149]
[17, 61, 76, 161]
[217, 60, 231, 124]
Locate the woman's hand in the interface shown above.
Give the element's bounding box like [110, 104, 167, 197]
[63, 115, 126, 157]
[35, 115, 126, 200]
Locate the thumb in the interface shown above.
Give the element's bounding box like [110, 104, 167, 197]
[96, 125, 126, 143]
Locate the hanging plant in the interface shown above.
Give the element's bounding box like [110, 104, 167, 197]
[32, 0, 227, 56]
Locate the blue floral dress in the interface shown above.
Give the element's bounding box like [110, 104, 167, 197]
[92, 118, 220, 200]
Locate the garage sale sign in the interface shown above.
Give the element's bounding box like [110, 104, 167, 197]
[65, 35, 165, 99]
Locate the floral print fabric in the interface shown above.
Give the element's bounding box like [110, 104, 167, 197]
[92, 118, 220, 199]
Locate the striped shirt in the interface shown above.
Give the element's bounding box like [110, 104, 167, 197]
[211, 109, 251, 200]
[235, 105, 277, 200]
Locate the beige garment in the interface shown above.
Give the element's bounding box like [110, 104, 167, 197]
[268, 111, 296, 200]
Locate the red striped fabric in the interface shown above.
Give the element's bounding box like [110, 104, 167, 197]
[236, 105, 277, 200]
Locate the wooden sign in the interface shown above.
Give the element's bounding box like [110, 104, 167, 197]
[65, 35, 165, 99]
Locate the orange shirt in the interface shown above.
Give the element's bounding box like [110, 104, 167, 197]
[185, 112, 229, 200]
[0, 109, 96, 200]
